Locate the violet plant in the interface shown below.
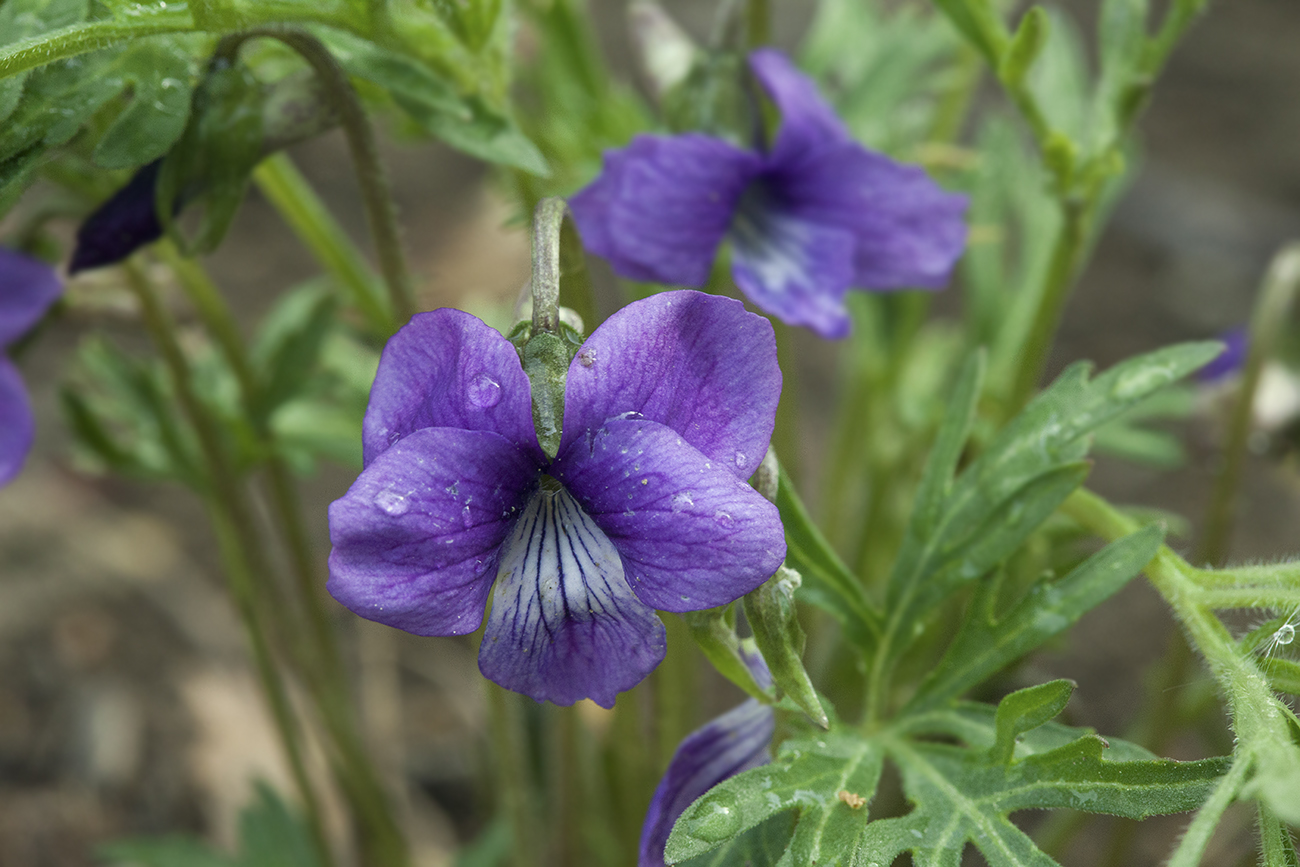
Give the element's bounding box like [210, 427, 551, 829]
[1, 0, 1298, 866]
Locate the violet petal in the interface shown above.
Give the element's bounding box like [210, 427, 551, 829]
[771, 140, 968, 290]
[571, 134, 762, 288]
[0, 359, 34, 487]
[730, 203, 857, 339]
[0, 248, 62, 346]
[478, 486, 666, 708]
[361, 309, 542, 467]
[637, 697, 775, 867]
[748, 48, 850, 167]
[327, 427, 541, 637]
[555, 417, 785, 613]
[560, 290, 780, 480]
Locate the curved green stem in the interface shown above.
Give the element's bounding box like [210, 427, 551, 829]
[220, 27, 417, 324]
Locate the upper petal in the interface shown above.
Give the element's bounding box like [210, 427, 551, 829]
[0, 248, 62, 347]
[479, 486, 667, 708]
[769, 141, 969, 290]
[560, 290, 780, 480]
[328, 427, 541, 637]
[0, 359, 34, 487]
[362, 308, 542, 467]
[570, 134, 763, 287]
[555, 417, 786, 613]
[730, 199, 856, 339]
[638, 697, 775, 867]
[748, 48, 850, 167]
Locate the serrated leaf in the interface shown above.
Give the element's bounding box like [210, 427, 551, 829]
[665, 732, 884, 866]
[906, 525, 1164, 712]
[885, 343, 1220, 663]
[990, 679, 1075, 764]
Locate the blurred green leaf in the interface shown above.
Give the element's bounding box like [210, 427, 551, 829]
[93, 39, 196, 169]
[0, 0, 90, 124]
[250, 280, 338, 425]
[239, 781, 322, 867]
[98, 836, 235, 867]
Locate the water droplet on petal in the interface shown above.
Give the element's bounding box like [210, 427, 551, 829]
[714, 511, 734, 528]
[374, 489, 409, 516]
[473, 559, 489, 576]
[578, 349, 596, 367]
[735, 451, 747, 468]
[461, 504, 473, 528]
[686, 791, 742, 842]
[670, 492, 694, 512]
[468, 372, 502, 408]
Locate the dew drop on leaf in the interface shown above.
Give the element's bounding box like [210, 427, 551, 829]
[1276, 624, 1296, 645]
[686, 790, 742, 842]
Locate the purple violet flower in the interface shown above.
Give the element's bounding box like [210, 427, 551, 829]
[639, 653, 775, 867]
[0, 249, 62, 487]
[327, 291, 786, 707]
[1199, 327, 1248, 383]
[570, 48, 968, 339]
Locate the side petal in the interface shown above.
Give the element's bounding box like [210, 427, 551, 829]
[362, 308, 541, 467]
[0, 360, 34, 487]
[0, 248, 62, 346]
[771, 141, 969, 290]
[479, 486, 666, 708]
[556, 418, 786, 613]
[560, 291, 780, 480]
[570, 134, 763, 288]
[748, 48, 850, 166]
[328, 427, 541, 637]
[638, 698, 775, 867]
[730, 201, 857, 339]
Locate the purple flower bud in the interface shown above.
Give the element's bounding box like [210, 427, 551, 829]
[69, 160, 173, 274]
[0, 248, 62, 486]
[327, 291, 786, 707]
[571, 49, 968, 339]
[638, 653, 775, 867]
[1199, 327, 1248, 383]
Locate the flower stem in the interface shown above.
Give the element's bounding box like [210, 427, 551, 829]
[221, 27, 417, 324]
[121, 260, 335, 867]
[487, 684, 542, 867]
[1198, 243, 1300, 567]
[253, 154, 395, 337]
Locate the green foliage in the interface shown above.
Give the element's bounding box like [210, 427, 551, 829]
[744, 566, 828, 728]
[98, 781, 322, 867]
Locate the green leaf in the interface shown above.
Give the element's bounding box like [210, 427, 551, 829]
[885, 343, 1220, 663]
[1261, 657, 1300, 697]
[97, 836, 235, 867]
[910, 350, 984, 543]
[667, 707, 1227, 866]
[775, 465, 879, 653]
[158, 58, 265, 255]
[249, 281, 338, 425]
[0, 0, 89, 124]
[906, 525, 1164, 712]
[999, 7, 1049, 90]
[682, 606, 773, 704]
[990, 679, 1075, 764]
[929, 0, 1010, 67]
[238, 781, 323, 867]
[674, 814, 794, 867]
[665, 731, 884, 866]
[319, 28, 547, 175]
[92, 38, 196, 169]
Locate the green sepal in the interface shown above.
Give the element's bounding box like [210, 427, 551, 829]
[681, 607, 774, 704]
[990, 679, 1075, 764]
[157, 58, 265, 256]
[522, 331, 569, 458]
[743, 566, 828, 729]
[998, 7, 1048, 90]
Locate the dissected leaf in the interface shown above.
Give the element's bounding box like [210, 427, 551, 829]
[990, 679, 1075, 764]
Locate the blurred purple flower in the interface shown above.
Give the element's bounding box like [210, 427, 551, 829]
[639, 652, 775, 867]
[1, 249, 62, 486]
[1199, 327, 1248, 383]
[327, 291, 785, 707]
[571, 49, 968, 339]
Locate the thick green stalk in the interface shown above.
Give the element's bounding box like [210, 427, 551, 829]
[253, 154, 394, 337]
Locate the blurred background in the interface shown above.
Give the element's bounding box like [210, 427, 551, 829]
[1, 0, 1298, 864]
